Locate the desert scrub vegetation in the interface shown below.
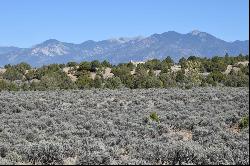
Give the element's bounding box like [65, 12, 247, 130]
[0, 88, 249, 165]
[0, 54, 249, 91]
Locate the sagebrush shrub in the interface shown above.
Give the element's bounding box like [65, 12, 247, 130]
[0, 88, 248, 165]
[76, 152, 111, 165]
[26, 141, 63, 165]
[0, 144, 8, 158]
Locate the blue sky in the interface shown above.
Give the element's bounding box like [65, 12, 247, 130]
[0, 0, 249, 47]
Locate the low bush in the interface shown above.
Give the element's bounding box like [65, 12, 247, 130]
[239, 116, 249, 129]
[26, 141, 64, 165]
[150, 112, 160, 123]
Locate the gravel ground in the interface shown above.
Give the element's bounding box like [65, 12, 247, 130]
[0, 88, 249, 165]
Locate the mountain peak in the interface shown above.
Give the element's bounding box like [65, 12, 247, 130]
[189, 30, 203, 35]
[166, 30, 179, 34]
[108, 36, 144, 43]
[31, 39, 67, 56]
[33, 39, 61, 48]
[42, 39, 60, 44]
[188, 30, 213, 39]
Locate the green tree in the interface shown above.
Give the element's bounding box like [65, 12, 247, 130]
[179, 57, 186, 64]
[101, 60, 112, 68]
[112, 66, 134, 88]
[90, 60, 101, 72]
[224, 53, 231, 65]
[175, 70, 186, 83]
[240, 64, 249, 75]
[162, 56, 174, 65]
[187, 56, 198, 61]
[133, 66, 148, 88]
[159, 72, 177, 88]
[15, 62, 31, 75]
[224, 70, 249, 87]
[76, 74, 93, 89]
[3, 67, 24, 81]
[185, 60, 203, 86]
[206, 71, 226, 86]
[66, 62, 78, 67]
[148, 69, 155, 76]
[160, 61, 171, 73]
[34, 64, 62, 80]
[145, 59, 161, 70]
[39, 71, 75, 90]
[145, 76, 163, 88]
[91, 76, 103, 88]
[78, 61, 91, 71]
[4, 64, 12, 69]
[46, 64, 61, 72]
[127, 62, 135, 71]
[210, 56, 227, 72]
[59, 64, 66, 69]
[179, 57, 187, 69]
[104, 77, 123, 89]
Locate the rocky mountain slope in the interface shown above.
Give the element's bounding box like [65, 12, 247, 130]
[0, 30, 248, 67]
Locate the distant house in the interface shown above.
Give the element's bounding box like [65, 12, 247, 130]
[130, 60, 145, 67]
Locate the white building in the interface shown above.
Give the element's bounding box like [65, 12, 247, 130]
[130, 60, 145, 67]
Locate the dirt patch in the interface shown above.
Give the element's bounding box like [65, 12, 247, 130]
[63, 156, 77, 165]
[177, 130, 193, 141]
[228, 124, 241, 134]
[0, 68, 6, 74]
[168, 128, 193, 141]
[90, 72, 96, 80]
[224, 61, 249, 75]
[237, 61, 249, 66]
[154, 70, 161, 76]
[63, 67, 77, 82]
[171, 65, 182, 72]
[102, 67, 114, 79]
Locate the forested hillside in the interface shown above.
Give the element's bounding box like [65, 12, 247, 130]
[0, 54, 249, 91]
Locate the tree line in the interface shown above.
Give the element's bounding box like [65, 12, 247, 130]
[0, 54, 249, 91]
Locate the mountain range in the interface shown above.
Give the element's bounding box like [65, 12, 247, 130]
[0, 30, 249, 67]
